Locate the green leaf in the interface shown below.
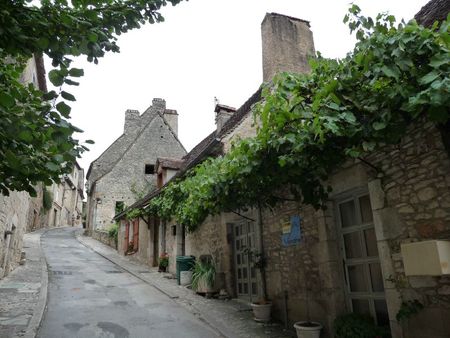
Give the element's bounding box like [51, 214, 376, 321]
[56, 101, 72, 116]
[0, 93, 15, 108]
[48, 69, 64, 86]
[45, 162, 60, 172]
[88, 32, 98, 42]
[64, 79, 80, 86]
[68, 68, 84, 77]
[419, 71, 440, 85]
[18, 131, 33, 142]
[372, 121, 386, 130]
[42, 90, 58, 101]
[37, 37, 49, 49]
[381, 65, 400, 79]
[429, 56, 448, 68]
[85, 139, 95, 144]
[61, 91, 76, 101]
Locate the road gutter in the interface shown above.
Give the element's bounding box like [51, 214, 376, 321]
[23, 229, 50, 338]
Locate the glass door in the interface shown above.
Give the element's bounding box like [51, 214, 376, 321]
[337, 194, 390, 327]
[233, 220, 258, 302]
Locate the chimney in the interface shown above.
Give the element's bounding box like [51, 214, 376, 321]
[215, 104, 236, 133]
[261, 13, 315, 82]
[163, 109, 179, 136]
[152, 98, 166, 110]
[124, 109, 140, 135]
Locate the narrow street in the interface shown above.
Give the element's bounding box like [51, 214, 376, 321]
[37, 227, 218, 338]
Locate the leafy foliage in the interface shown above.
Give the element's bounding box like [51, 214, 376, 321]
[396, 300, 424, 322]
[107, 222, 119, 245]
[42, 187, 53, 211]
[158, 252, 169, 268]
[127, 8, 450, 232]
[334, 313, 389, 338]
[191, 257, 216, 291]
[0, 0, 184, 195]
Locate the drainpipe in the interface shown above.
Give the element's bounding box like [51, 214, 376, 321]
[257, 202, 268, 300]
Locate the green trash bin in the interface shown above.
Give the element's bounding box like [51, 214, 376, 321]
[176, 256, 195, 285]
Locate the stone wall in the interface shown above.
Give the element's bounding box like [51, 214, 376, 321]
[92, 229, 117, 250]
[186, 213, 235, 293]
[0, 191, 32, 278]
[364, 121, 450, 338]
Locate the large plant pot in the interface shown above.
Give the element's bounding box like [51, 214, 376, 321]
[250, 302, 272, 322]
[293, 321, 323, 338]
[195, 277, 215, 293]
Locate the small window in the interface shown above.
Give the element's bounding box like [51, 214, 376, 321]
[115, 201, 124, 214]
[145, 164, 155, 175]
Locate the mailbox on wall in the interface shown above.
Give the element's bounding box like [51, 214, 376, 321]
[401, 240, 450, 276]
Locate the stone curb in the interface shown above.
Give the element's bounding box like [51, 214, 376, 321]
[75, 234, 232, 338]
[23, 228, 50, 338]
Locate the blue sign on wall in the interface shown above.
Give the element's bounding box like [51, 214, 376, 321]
[281, 215, 302, 247]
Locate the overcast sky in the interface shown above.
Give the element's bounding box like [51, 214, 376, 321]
[45, 0, 429, 175]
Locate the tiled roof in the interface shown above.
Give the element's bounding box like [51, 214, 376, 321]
[215, 104, 236, 113]
[415, 0, 450, 27]
[156, 157, 184, 170]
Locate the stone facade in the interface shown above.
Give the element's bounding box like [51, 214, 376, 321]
[47, 163, 84, 228]
[115, 6, 450, 338]
[86, 98, 186, 233]
[0, 56, 50, 278]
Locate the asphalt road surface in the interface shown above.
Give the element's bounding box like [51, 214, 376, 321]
[37, 227, 218, 338]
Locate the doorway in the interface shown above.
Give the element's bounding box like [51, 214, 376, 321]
[337, 193, 390, 327]
[233, 220, 259, 302]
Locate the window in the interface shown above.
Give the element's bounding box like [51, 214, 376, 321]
[115, 201, 124, 215]
[145, 164, 155, 175]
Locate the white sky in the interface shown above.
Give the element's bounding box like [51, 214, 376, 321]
[45, 0, 429, 174]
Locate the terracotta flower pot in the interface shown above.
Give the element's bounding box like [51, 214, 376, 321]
[250, 302, 272, 322]
[293, 321, 323, 338]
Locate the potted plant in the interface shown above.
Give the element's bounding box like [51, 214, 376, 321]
[251, 298, 272, 322]
[248, 251, 272, 322]
[293, 278, 322, 337]
[191, 256, 216, 294]
[158, 253, 169, 272]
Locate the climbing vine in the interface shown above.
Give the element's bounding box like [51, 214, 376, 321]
[126, 7, 450, 232]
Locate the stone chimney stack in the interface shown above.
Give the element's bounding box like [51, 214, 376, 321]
[152, 98, 166, 110]
[215, 104, 236, 133]
[164, 109, 179, 136]
[261, 13, 315, 82]
[124, 109, 140, 135]
[151, 98, 179, 136]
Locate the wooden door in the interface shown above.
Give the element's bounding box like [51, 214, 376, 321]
[133, 219, 139, 251]
[233, 220, 258, 302]
[124, 222, 129, 252]
[153, 218, 159, 266]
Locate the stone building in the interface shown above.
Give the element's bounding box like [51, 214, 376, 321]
[85, 98, 186, 237]
[47, 162, 84, 228]
[0, 55, 48, 278]
[116, 2, 450, 337]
